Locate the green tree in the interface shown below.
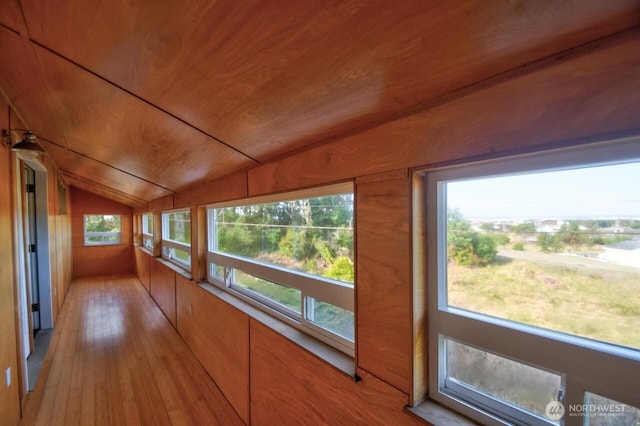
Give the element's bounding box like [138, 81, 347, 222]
[558, 222, 587, 252]
[537, 233, 562, 253]
[511, 222, 536, 233]
[447, 210, 497, 266]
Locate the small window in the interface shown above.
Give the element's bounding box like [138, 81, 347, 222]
[161, 209, 191, 269]
[424, 140, 640, 425]
[141, 213, 154, 250]
[207, 183, 355, 355]
[83, 215, 122, 246]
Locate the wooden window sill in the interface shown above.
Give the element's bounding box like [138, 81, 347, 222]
[407, 399, 479, 426]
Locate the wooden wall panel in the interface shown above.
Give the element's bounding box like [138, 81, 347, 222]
[248, 29, 640, 196]
[356, 175, 413, 396]
[176, 280, 249, 423]
[173, 172, 248, 208]
[148, 194, 174, 212]
[0, 107, 21, 426]
[70, 188, 133, 277]
[135, 248, 151, 293]
[149, 259, 176, 327]
[250, 320, 422, 425]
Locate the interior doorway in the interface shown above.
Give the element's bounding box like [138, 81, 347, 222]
[18, 161, 53, 391]
[24, 165, 41, 336]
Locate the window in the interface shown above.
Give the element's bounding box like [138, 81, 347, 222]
[83, 214, 121, 246]
[161, 209, 191, 269]
[142, 213, 154, 250]
[425, 140, 640, 425]
[207, 183, 355, 355]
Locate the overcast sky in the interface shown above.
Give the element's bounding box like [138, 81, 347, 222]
[447, 162, 640, 220]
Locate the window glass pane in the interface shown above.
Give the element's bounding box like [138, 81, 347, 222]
[306, 298, 354, 341]
[162, 245, 191, 267]
[209, 262, 225, 282]
[445, 338, 562, 421]
[84, 215, 122, 245]
[213, 193, 354, 283]
[143, 236, 153, 250]
[163, 211, 191, 244]
[231, 269, 301, 313]
[583, 392, 640, 425]
[142, 213, 153, 235]
[444, 162, 640, 350]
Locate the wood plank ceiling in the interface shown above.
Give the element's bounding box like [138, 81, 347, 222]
[0, 0, 638, 206]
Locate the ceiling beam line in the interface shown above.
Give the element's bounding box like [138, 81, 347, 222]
[39, 135, 175, 193]
[62, 171, 148, 205]
[29, 38, 260, 164]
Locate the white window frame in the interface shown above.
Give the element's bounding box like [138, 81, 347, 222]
[141, 213, 154, 250]
[83, 214, 122, 246]
[206, 182, 355, 356]
[161, 209, 191, 270]
[425, 138, 640, 426]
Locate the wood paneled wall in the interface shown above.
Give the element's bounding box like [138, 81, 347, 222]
[356, 173, 413, 393]
[0, 101, 72, 425]
[134, 248, 150, 293]
[176, 277, 250, 424]
[149, 259, 176, 327]
[135, 29, 640, 423]
[70, 188, 133, 277]
[0, 101, 21, 426]
[250, 320, 423, 425]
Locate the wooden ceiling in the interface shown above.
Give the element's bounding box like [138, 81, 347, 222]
[0, 1, 638, 205]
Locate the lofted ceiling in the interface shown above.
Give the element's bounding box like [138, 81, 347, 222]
[0, 0, 639, 206]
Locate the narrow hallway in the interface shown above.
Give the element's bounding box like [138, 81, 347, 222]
[21, 275, 242, 426]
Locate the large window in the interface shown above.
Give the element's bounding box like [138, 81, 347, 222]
[426, 140, 640, 425]
[161, 209, 191, 269]
[207, 183, 355, 355]
[141, 213, 154, 250]
[83, 214, 121, 246]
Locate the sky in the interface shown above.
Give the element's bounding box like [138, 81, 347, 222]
[447, 162, 640, 220]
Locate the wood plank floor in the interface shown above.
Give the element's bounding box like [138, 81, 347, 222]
[20, 275, 244, 426]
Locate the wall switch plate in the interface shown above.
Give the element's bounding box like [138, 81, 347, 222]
[5, 367, 10, 387]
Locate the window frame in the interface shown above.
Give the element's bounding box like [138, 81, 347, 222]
[206, 182, 355, 356]
[141, 212, 154, 251]
[425, 139, 640, 425]
[83, 214, 122, 246]
[161, 208, 191, 270]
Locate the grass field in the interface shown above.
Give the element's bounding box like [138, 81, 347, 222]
[448, 248, 640, 349]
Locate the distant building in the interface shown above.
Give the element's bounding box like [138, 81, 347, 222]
[600, 237, 640, 269]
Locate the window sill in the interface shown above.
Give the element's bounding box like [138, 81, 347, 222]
[155, 256, 192, 280]
[407, 399, 478, 426]
[197, 281, 356, 380]
[135, 245, 154, 257]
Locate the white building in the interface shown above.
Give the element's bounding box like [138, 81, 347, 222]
[601, 237, 640, 269]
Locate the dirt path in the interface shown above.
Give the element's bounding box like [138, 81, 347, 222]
[497, 249, 640, 273]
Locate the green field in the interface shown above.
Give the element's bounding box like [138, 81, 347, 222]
[448, 248, 640, 349]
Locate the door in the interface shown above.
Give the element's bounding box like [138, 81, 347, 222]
[24, 165, 40, 335]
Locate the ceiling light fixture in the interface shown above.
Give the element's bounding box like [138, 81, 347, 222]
[2, 128, 46, 160]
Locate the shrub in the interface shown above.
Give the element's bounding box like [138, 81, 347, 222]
[493, 234, 510, 246]
[448, 210, 497, 266]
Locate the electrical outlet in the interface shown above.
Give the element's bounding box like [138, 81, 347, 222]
[5, 367, 10, 387]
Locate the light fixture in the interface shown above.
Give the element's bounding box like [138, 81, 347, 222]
[2, 129, 46, 160]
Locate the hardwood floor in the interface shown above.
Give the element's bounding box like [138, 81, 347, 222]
[20, 275, 244, 426]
